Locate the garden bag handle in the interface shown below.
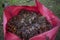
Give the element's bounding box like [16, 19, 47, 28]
[35, 0, 60, 26]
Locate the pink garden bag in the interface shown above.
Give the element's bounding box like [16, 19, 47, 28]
[3, 0, 60, 40]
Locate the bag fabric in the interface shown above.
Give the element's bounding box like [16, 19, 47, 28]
[3, 0, 60, 40]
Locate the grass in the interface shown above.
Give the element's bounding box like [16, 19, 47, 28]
[0, 0, 4, 40]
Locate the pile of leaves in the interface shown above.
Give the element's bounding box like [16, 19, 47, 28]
[7, 9, 53, 40]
